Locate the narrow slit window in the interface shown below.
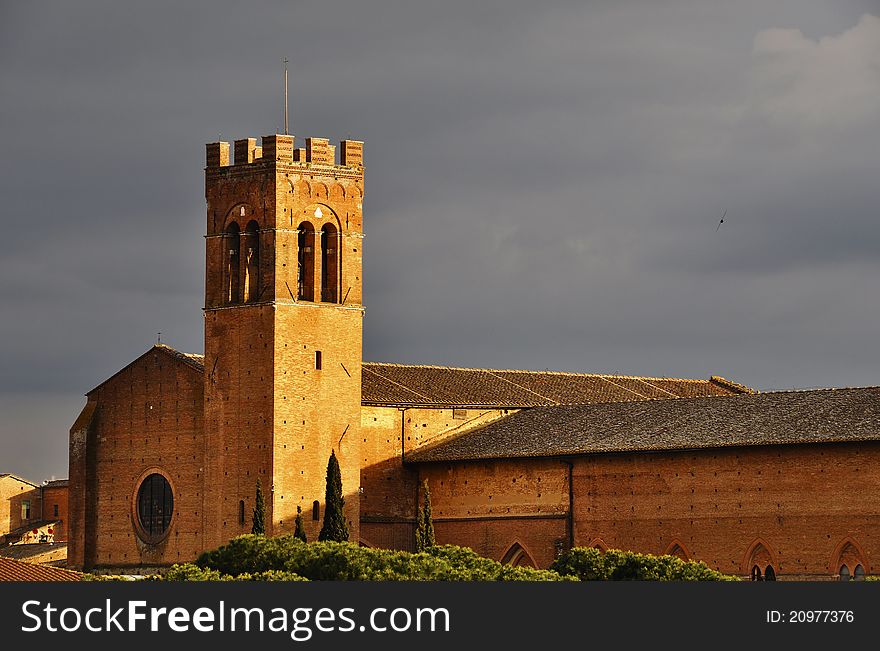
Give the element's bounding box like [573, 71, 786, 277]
[239, 500, 245, 525]
[312, 500, 320, 521]
[315, 350, 322, 370]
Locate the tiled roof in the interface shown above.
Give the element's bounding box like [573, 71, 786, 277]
[406, 387, 880, 462]
[361, 363, 749, 407]
[0, 556, 81, 582]
[44, 479, 69, 488]
[109, 346, 750, 408]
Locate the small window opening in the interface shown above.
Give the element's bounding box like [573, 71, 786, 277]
[315, 350, 322, 370]
[312, 500, 320, 521]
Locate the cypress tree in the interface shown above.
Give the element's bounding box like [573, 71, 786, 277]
[415, 498, 426, 552]
[318, 450, 349, 542]
[421, 479, 435, 548]
[294, 505, 307, 542]
[252, 478, 266, 535]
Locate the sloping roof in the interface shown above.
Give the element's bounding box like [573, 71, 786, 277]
[0, 556, 81, 582]
[44, 479, 69, 488]
[0, 474, 38, 488]
[361, 364, 748, 407]
[86, 344, 205, 395]
[96, 346, 750, 408]
[406, 387, 880, 463]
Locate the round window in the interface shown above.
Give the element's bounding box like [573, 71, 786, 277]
[136, 473, 173, 539]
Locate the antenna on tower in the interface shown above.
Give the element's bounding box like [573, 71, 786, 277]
[283, 57, 289, 135]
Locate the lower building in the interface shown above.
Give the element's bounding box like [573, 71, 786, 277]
[0, 475, 68, 546]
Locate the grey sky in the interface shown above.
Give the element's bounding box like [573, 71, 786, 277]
[1, 1, 878, 481]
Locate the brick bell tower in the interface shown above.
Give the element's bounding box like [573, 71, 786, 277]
[202, 133, 364, 550]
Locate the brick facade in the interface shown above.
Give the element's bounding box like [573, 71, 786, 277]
[411, 441, 880, 579]
[66, 129, 876, 581]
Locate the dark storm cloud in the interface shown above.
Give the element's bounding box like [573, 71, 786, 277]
[1, 1, 878, 480]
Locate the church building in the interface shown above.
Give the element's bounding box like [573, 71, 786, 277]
[68, 131, 880, 580]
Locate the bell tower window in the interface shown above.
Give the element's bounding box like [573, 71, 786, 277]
[298, 222, 315, 301]
[225, 222, 241, 304]
[243, 220, 260, 302]
[321, 224, 339, 303]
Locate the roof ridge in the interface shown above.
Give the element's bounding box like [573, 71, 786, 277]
[709, 375, 756, 395]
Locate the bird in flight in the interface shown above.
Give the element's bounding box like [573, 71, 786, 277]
[715, 208, 727, 232]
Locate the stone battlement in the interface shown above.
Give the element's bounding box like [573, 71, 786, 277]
[206, 134, 363, 168]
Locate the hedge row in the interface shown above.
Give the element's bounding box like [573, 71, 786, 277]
[551, 547, 738, 581]
[196, 535, 569, 581]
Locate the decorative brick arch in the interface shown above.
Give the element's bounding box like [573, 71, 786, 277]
[743, 538, 778, 579]
[830, 537, 869, 578]
[313, 182, 328, 200]
[298, 203, 341, 231]
[330, 183, 345, 201]
[500, 540, 537, 568]
[223, 203, 258, 232]
[587, 537, 608, 552]
[298, 180, 312, 198]
[664, 539, 691, 561]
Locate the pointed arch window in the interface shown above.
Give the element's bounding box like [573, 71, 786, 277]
[321, 223, 339, 303]
[225, 222, 241, 304]
[298, 222, 316, 301]
[501, 542, 537, 568]
[834, 541, 867, 581]
[243, 220, 260, 302]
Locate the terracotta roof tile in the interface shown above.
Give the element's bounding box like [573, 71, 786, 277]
[406, 386, 880, 462]
[0, 556, 81, 582]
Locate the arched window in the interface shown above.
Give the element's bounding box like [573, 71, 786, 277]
[225, 222, 241, 304]
[312, 500, 320, 521]
[320, 223, 339, 303]
[833, 540, 867, 581]
[501, 542, 537, 568]
[239, 500, 245, 525]
[243, 220, 260, 302]
[136, 473, 173, 539]
[745, 540, 776, 581]
[298, 222, 316, 301]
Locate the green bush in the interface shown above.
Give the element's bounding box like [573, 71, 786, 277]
[162, 563, 307, 582]
[196, 535, 570, 581]
[551, 547, 738, 581]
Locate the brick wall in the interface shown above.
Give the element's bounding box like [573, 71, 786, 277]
[572, 442, 880, 579]
[416, 458, 569, 565]
[68, 349, 204, 570]
[408, 441, 880, 578]
[42, 485, 68, 542]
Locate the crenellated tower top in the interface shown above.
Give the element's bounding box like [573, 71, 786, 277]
[206, 134, 363, 171]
